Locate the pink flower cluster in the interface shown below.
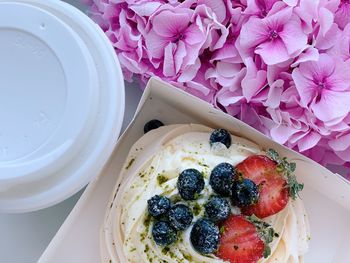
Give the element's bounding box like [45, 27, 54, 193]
[88, 0, 350, 167]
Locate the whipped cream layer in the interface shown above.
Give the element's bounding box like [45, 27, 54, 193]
[101, 124, 310, 263]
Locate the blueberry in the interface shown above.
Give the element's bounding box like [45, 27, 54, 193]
[210, 129, 231, 148]
[231, 178, 259, 207]
[209, 163, 236, 196]
[205, 196, 230, 222]
[168, 204, 193, 231]
[144, 119, 164, 133]
[152, 221, 177, 246]
[190, 219, 219, 254]
[177, 169, 205, 200]
[147, 195, 171, 218]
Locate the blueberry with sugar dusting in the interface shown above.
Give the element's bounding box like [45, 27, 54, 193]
[152, 221, 177, 246]
[177, 169, 205, 200]
[147, 195, 171, 218]
[190, 218, 220, 254]
[210, 128, 231, 148]
[209, 163, 236, 196]
[231, 178, 259, 207]
[205, 196, 230, 222]
[144, 119, 164, 133]
[167, 204, 193, 231]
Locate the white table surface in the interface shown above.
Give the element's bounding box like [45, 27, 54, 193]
[0, 2, 142, 260]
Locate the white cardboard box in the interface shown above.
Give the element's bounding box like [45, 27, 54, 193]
[39, 78, 350, 263]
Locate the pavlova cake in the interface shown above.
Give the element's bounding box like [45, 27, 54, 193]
[101, 122, 310, 263]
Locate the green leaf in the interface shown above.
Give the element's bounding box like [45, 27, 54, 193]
[247, 215, 278, 251]
[266, 148, 303, 200]
[263, 245, 271, 258]
[287, 174, 304, 200]
[289, 162, 296, 172]
[266, 149, 280, 163]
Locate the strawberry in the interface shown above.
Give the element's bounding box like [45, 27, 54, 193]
[217, 215, 264, 263]
[236, 155, 289, 218]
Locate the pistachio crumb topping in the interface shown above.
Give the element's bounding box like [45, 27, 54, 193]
[157, 174, 169, 186]
[126, 158, 136, 170]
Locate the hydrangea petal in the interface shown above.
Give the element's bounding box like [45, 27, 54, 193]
[255, 38, 290, 65]
[297, 131, 322, 152]
[152, 10, 191, 37]
[279, 15, 307, 56]
[311, 90, 350, 122]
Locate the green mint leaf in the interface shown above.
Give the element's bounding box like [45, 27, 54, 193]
[247, 215, 278, 251]
[266, 149, 280, 163]
[266, 149, 303, 199]
[289, 162, 296, 172]
[263, 245, 271, 258]
[287, 174, 304, 200]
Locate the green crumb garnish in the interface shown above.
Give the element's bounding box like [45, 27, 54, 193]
[126, 158, 135, 169]
[193, 192, 202, 200]
[144, 244, 150, 253]
[266, 149, 304, 200]
[198, 161, 209, 167]
[140, 232, 147, 241]
[168, 250, 176, 259]
[247, 215, 278, 258]
[157, 174, 169, 186]
[192, 203, 202, 216]
[130, 247, 136, 252]
[161, 247, 170, 254]
[183, 254, 192, 261]
[201, 171, 207, 179]
[143, 215, 152, 228]
[170, 194, 182, 204]
[220, 226, 226, 234]
[162, 247, 176, 259]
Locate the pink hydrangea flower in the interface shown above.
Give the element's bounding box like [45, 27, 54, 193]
[239, 6, 308, 65]
[145, 6, 205, 77]
[292, 54, 350, 122]
[88, 0, 350, 170]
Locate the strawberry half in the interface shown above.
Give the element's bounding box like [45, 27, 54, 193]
[236, 155, 289, 218]
[217, 215, 264, 263]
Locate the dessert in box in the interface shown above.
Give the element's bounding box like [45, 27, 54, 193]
[101, 124, 309, 263]
[39, 78, 350, 263]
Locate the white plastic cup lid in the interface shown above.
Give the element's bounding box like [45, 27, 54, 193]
[0, 2, 99, 187]
[0, 0, 125, 213]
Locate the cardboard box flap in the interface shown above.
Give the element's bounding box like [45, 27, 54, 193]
[39, 77, 350, 263]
